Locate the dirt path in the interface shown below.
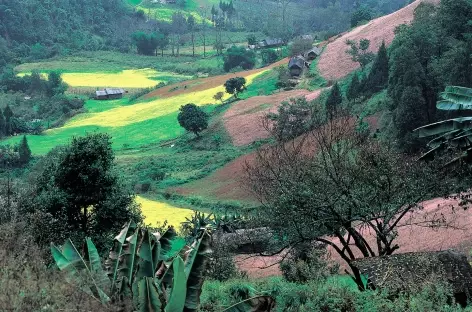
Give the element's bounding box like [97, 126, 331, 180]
[318, 0, 440, 80]
[144, 58, 288, 99]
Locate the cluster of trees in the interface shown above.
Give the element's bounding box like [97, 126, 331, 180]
[20, 133, 141, 249]
[384, 0, 472, 151]
[0, 135, 32, 168]
[0, 69, 83, 136]
[0, 0, 152, 60]
[223, 46, 256, 72]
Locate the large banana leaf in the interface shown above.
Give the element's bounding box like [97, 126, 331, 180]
[51, 240, 110, 303]
[184, 230, 212, 312]
[166, 257, 187, 312]
[414, 117, 472, 138]
[134, 277, 163, 312]
[84, 238, 110, 292]
[159, 226, 178, 261]
[136, 229, 160, 279]
[222, 296, 276, 312]
[437, 86, 472, 110]
[106, 221, 137, 293]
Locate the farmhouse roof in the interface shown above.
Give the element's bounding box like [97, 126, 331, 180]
[96, 90, 107, 97]
[105, 88, 125, 95]
[307, 46, 322, 56]
[288, 56, 305, 69]
[352, 250, 472, 294]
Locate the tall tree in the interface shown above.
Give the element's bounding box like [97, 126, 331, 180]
[325, 82, 342, 119]
[365, 41, 389, 93]
[347, 72, 361, 102]
[246, 112, 454, 290]
[30, 133, 142, 246]
[0, 109, 6, 138]
[4, 105, 13, 136]
[18, 135, 31, 164]
[171, 12, 187, 57]
[187, 15, 196, 57]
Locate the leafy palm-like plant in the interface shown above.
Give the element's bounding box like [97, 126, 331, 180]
[51, 221, 275, 312]
[414, 86, 472, 164]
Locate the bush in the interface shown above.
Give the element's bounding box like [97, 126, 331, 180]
[223, 46, 256, 72]
[280, 242, 335, 283]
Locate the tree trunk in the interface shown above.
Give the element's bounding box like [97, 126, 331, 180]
[192, 32, 195, 57]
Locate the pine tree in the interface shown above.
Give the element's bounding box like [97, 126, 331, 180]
[326, 82, 343, 119]
[0, 109, 6, 137]
[18, 135, 31, 164]
[347, 73, 361, 102]
[3, 105, 13, 136]
[365, 41, 389, 93]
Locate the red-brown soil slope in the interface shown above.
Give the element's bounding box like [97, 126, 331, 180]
[318, 0, 440, 80]
[223, 90, 324, 146]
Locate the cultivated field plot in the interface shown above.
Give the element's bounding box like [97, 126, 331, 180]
[18, 68, 192, 89]
[136, 196, 194, 228]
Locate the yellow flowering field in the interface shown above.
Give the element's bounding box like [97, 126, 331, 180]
[63, 70, 267, 128]
[136, 196, 194, 228]
[18, 69, 190, 88]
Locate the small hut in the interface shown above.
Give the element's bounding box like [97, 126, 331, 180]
[95, 88, 125, 100]
[352, 250, 472, 306]
[288, 56, 306, 77]
[257, 38, 284, 49]
[305, 46, 322, 61]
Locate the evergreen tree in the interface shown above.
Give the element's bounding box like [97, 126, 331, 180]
[177, 104, 209, 137]
[0, 109, 6, 137]
[365, 41, 389, 93]
[347, 72, 361, 102]
[4, 105, 13, 136]
[18, 135, 31, 164]
[326, 82, 343, 119]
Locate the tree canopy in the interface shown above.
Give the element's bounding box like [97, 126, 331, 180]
[177, 104, 209, 137]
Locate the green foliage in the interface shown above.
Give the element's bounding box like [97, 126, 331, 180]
[415, 86, 472, 164]
[280, 243, 335, 283]
[223, 46, 255, 72]
[247, 35, 257, 46]
[25, 133, 142, 249]
[364, 41, 388, 94]
[224, 77, 246, 98]
[51, 221, 219, 312]
[260, 49, 279, 66]
[345, 39, 375, 70]
[347, 72, 361, 102]
[266, 97, 314, 141]
[178, 104, 209, 137]
[289, 38, 312, 57]
[325, 82, 342, 119]
[351, 6, 372, 27]
[132, 32, 160, 56]
[18, 135, 31, 164]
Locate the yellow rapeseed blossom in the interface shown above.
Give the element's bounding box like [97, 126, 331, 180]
[136, 196, 194, 228]
[18, 69, 184, 88]
[61, 69, 167, 88]
[63, 70, 267, 128]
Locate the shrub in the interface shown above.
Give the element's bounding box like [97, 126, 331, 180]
[223, 46, 256, 72]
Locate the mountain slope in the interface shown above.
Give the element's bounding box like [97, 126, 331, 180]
[318, 0, 440, 80]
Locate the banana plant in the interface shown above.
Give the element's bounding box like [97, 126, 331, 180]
[51, 220, 274, 312]
[414, 86, 472, 164]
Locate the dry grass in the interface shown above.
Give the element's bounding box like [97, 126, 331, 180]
[0, 223, 119, 312]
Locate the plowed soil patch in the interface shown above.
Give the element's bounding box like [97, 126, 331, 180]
[223, 90, 312, 146]
[318, 0, 440, 80]
[144, 58, 288, 99]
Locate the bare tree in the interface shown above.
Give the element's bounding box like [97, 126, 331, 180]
[245, 108, 458, 289]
